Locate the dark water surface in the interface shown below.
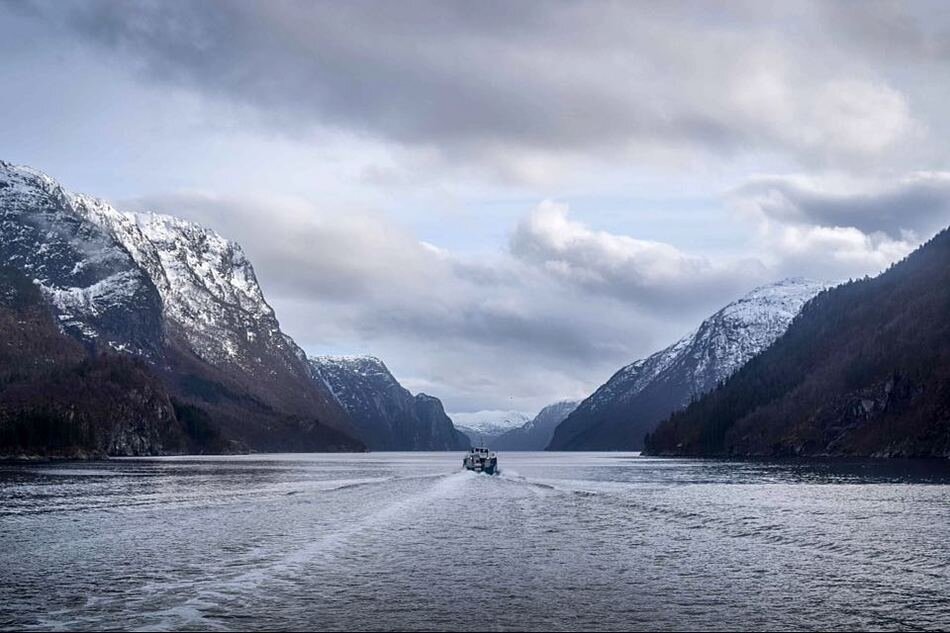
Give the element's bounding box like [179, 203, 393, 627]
[1, 453, 948, 631]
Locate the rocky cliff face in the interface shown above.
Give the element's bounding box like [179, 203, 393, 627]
[549, 278, 831, 450]
[0, 162, 164, 357]
[82, 209, 312, 383]
[412, 393, 471, 452]
[494, 401, 579, 451]
[645, 229, 950, 458]
[309, 355, 469, 450]
[0, 161, 362, 454]
[0, 267, 196, 458]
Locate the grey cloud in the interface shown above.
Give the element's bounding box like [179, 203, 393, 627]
[763, 223, 917, 283]
[123, 192, 445, 303]
[122, 187, 928, 411]
[509, 201, 768, 311]
[357, 302, 629, 365]
[735, 174, 950, 238]
[16, 0, 927, 173]
[3, 0, 942, 412]
[820, 1, 950, 62]
[124, 191, 759, 411]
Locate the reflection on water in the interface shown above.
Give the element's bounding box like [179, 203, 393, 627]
[1, 453, 948, 631]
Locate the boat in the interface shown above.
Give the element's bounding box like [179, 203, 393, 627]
[463, 447, 498, 475]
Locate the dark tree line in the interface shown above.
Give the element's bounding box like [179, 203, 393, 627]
[0, 267, 206, 457]
[645, 227, 950, 458]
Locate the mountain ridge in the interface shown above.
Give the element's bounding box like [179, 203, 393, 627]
[548, 278, 832, 450]
[309, 355, 470, 451]
[0, 160, 363, 454]
[494, 400, 579, 450]
[644, 228, 950, 458]
[452, 410, 533, 446]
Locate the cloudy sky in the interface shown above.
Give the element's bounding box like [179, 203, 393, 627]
[2, 1, 949, 415]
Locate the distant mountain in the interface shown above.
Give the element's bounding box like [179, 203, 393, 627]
[309, 355, 469, 451]
[548, 278, 831, 451]
[493, 401, 579, 451]
[452, 410, 532, 446]
[0, 161, 363, 454]
[645, 229, 950, 458]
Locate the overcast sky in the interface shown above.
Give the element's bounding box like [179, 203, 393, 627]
[3, 0, 950, 415]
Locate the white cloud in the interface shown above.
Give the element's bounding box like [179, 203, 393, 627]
[120, 184, 943, 412]
[766, 224, 916, 280]
[809, 80, 916, 156]
[728, 170, 950, 280]
[510, 201, 767, 309]
[125, 193, 773, 412]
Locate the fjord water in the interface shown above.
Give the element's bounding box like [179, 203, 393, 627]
[1, 454, 948, 632]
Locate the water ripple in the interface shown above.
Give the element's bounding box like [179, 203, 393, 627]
[1, 453, 948, 631]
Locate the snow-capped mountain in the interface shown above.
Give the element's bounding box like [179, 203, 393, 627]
[0, 161, 165, 356]
[309, 355, 469, 450]
[493, 400, 579, 451]
[451, 410, 533, 446]
[0, 161, 286, 365]
[548, 278, 833, 450]
[89, 209, 288, 370]
[646, 229, 950, 458]
[0, 160, 358, 451]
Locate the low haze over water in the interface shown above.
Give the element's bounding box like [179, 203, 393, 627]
[1, 453, 948, 631]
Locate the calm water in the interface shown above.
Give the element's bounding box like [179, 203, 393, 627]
[1, 453, 948, 632]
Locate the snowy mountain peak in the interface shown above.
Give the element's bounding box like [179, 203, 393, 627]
[120, 209, 291, 371]
[308, 355, 468, 450]
[521, 400, 580, 434]
[0, 160, 309, 377]
[0, 161, 165, 355]
[549, 277, 834, 450]
[493, 400, 579, 450]
[718, 277, 829, 321]
[451, 410, 533, 433]
[309, 355, 404, 414]
[609, 277, 831, 403]
[68, 198, 283, 369]
[312, 355, 389, 374]
[0, 161, 54, 199]
[451, 409, 533, 445]
[528, 400, 580, 429]
[685, 277, 832, 385]
[131, 211, 272, 316]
